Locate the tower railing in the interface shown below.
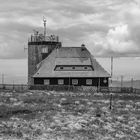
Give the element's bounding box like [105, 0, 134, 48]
[28, 34, 59, 42]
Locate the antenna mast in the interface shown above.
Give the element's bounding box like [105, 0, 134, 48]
[43, 17, 46, 37]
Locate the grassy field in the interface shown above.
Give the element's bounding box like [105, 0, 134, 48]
[0, 90, 140, 140]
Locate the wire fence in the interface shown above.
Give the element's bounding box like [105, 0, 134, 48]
[0, 84, 28, 92]
[0, 84, 140, 94]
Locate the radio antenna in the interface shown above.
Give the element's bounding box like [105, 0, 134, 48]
[43, 16, 46, 37]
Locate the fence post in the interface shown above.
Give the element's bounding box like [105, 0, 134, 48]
[121, 75, 123, 92]
[109, 93, 113, 110]
[131, 78, 133, 93]
[98, 78, 100, 93]
[13, 82, 15, 92]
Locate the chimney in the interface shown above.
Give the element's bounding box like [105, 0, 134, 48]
[81, 44, 86, 51]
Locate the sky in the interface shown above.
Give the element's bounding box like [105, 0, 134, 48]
[0, 0, 140, 83]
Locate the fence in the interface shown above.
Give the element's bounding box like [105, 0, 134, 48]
[0, 84, 28, 92]
[0, 84, 140, 94]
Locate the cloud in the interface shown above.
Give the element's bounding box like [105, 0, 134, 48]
[0, 0, 140, 59]
[107, 24, 137, 52]
[87, 24, 140, 57]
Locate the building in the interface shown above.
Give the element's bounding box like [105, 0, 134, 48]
[28, 19, 110, 87]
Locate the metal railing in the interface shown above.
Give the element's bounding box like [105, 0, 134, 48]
[0, 84, 28, 92]
[28, 35, 59, 42]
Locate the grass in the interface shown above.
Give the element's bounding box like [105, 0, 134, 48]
[0, 90, 140, 139]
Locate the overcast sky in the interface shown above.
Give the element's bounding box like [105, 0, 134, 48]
[0, 0, 140, 83]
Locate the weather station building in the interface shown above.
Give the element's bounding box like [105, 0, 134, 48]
[28, 19, 110, 87]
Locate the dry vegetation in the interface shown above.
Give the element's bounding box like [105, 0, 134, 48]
[0, 90, 140, 140]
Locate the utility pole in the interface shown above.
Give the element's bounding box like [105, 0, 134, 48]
[110, 56, 113, 92]
[131, 78, 134, 93]
[121, 75, 123, 91]
[111, 56, 113, 85]
[131, 78, 133, 88]
[109, 56, 113, 110]
[2, 73, 4, 85]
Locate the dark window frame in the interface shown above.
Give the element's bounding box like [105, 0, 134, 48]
[58, 79, 64, 85]
[72, 66, 75, 69]
[86, 79, 92, 85]
[72, 79, 78, 85]
[54, 65, 94, 71]
[60, 66, 63, 70]
[44, 79, 50, 85]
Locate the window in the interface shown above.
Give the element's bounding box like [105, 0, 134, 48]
[103, 78, 107, 84]
[58, 79, 64, 85]
[54, 65, 93, 71]
[72, 66, 75, 69]
[44, 79, 50, 85]
[86, 79, 92, 85]
[72, 79, 78, 85]
[42, 47, 48, 53]
[60, 66, 63, 70]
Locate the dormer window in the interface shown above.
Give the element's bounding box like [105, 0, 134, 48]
[72, 66, 75, 69]
[84, 66, 87, 69]
[54, 65, 93, 71]
[60, 66, 63, 70]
